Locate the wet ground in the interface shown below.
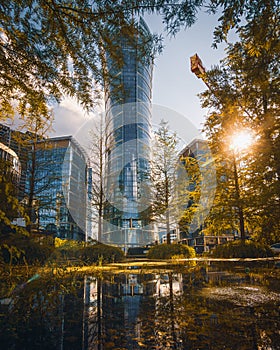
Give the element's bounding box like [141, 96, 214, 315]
[0, 259, 280, 349]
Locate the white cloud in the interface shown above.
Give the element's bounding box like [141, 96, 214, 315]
[52, 97, 91, 137]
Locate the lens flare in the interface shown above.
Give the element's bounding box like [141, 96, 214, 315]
[229, 130, 253, 152]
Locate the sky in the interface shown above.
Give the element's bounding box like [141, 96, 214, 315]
[52, 9, 229, 148]
[145, 10, 227, 129]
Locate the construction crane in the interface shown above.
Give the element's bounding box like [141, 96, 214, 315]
[190, 53, 211, 90]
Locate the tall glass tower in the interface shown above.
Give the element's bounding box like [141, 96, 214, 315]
[103, 18, 154, 249]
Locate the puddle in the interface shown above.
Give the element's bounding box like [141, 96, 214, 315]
[201, 285, 280, 306]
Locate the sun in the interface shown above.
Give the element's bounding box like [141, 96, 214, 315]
[229, 130, 253, 152]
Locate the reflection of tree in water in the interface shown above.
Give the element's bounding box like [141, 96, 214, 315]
[0, 273, 85, 350]
[1, 265, 280, 349]
[123, 272, 182, 349]
[181, 297, 280, 350]
[132, 268, 280, 350]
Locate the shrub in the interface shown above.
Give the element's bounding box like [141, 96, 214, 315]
[0, 234, 54, 265]
[211, 240, 274, 258]
[147, 244, 196, 260]
[21, 241, 54, 264]
[54, 241, 124, 264]
[81, 243, 125, 264]
[54, 237, 84, 249]
[55, 239, 85, 260]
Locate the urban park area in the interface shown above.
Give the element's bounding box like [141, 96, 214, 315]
[1, 1, 280, 349]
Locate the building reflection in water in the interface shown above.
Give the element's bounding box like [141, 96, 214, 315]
[82, 272, 184, 349]
[1, 265, 279, 349]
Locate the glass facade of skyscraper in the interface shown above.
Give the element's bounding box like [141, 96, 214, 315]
[32, 136, 88, 240]
[103, 18, 154, 248]
[0, 141, 21, 187]
[0, 124, 30, 200]
[0, 123, 88, 240]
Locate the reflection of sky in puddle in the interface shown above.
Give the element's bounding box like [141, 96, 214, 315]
[201, 285, 280, 306]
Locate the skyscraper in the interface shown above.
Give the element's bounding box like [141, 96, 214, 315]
[0, 124, 29, 200]
[0, 124, 88, 240]
[31, 136, 88, 240]
[103, 18, 154, 249]
[0, 141, 21, 188]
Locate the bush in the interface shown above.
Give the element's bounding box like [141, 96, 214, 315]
[147, 244, 196, 260]
[0, 235, 125, 266]
[55, 239, 85, 260]
[211, 240, 274, 258]
[81, 243, 125, 264]
[54, 240, 125, 265]
[54, 237, 84, 249]
[0, 234, 54, 265]
[21, 240, 54, 264]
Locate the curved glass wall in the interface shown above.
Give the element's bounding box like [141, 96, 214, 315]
[0, 141, 21, 187]
[103, 18, 154, 248]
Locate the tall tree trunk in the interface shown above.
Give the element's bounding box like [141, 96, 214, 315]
[232, 152, 245, 241]
[165, 176, 171, 244]
[27, 143, 36, 233]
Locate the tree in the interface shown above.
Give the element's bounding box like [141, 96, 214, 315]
[0, 0, 163, 122]
[178, 155, 204, 237]
[178, 140, 217, 239]
[200, 3, 280, 242]
[1, 0, 276, 122]
[202, 138, 250, 239]
[151, 120, 183, 244]
[11, 108, 55, 233]
[0, 156, 27, 235]
[88, 113, 108, 242]
[2, 0, 278, 242]
[0, 111, 58, 235]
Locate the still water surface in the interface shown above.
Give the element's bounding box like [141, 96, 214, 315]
[1, 261, 279, 349]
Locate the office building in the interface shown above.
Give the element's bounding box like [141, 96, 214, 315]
[0, 124, 30, 200]
[0, 124, 88, 240]
[103, 18, 154, 248]
[0, 141, 21, 187]
[28, 136, 88, 240]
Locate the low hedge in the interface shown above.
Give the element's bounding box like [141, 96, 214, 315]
[147, 243, 196, 260]
[81, 243, 125, 264]
[55, 240, 125, 264]
[55, 240, 85, 260]
[1, 235, 125, 266]
[1, 235, 54, 265]
[211, 240, 274, 258]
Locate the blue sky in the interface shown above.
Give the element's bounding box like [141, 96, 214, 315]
[146, 10, 227, 131]
[52, 10, 229, 144]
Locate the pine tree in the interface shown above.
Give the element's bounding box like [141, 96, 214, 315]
[2, 0, 276, 122]
[201, 3, 280, 243]
[151, 120, 183, 244]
